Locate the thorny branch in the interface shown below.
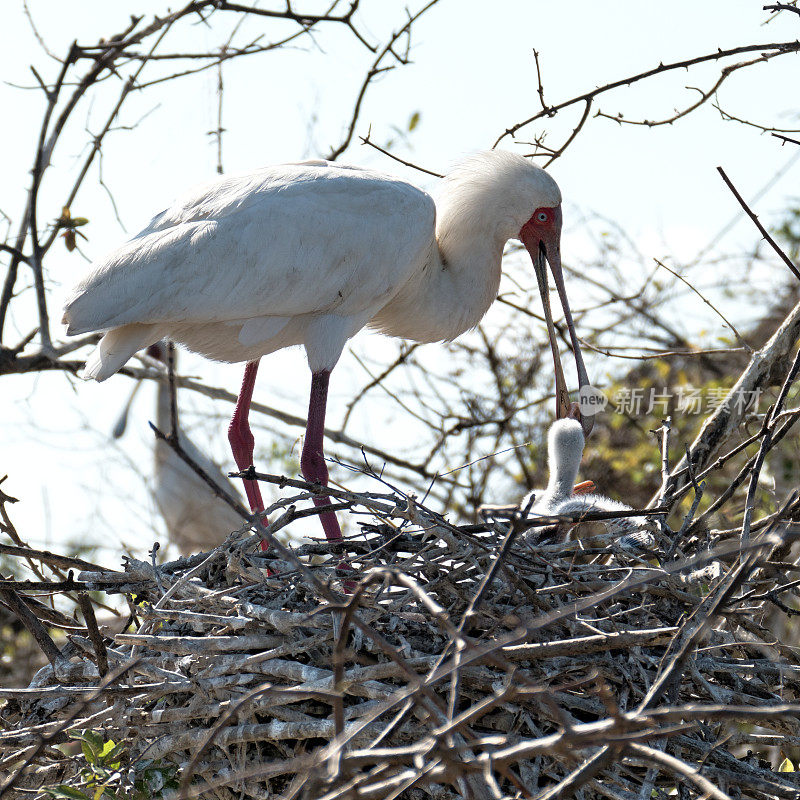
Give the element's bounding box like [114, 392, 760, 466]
[495, 40, 800, 151]
[326, 0, 441, 161]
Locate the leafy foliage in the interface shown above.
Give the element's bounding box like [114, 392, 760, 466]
[44, 731, 178, 800]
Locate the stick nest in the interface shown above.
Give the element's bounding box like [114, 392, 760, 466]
[3, 482, 800, 800]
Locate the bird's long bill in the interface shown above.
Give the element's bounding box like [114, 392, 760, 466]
[533, 246, 571, 421]
[523, 222, 593, 434]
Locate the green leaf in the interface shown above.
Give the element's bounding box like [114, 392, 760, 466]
[408, 111, 420, 131]
[44, 786, 92, 800]
[779, 757, 794, 772]
[71, 217, 89, 227]
[80, 741, 96, 764]
[102, 742, 126, 765]
[98, 739, 116, 757]
[92, 785, 113, 800]
[72, 730, 105, 764]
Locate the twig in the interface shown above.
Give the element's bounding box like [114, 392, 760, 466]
[77, 593, 109, 676]
[654, 258, 752, 351]
[717, 165, 800, 282]
[773, 132, 800, 146]
[0, 585, 63, 669]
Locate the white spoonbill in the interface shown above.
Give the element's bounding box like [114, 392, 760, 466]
[113, 342, 245, 555]
[62, 151, 592, 546]
[523, 416, 656, 547]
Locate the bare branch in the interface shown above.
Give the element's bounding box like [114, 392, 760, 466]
[717, 165, 800, 283]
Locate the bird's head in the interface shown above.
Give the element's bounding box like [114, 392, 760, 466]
[514, 169, 592, 435]
[545, 416, 586, 494]
[439, 152, 593, 432]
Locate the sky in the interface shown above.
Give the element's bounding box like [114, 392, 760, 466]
[1, 1, 799, 560]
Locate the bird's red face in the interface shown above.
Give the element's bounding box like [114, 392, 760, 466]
[519, 204, 593, 434]
[520, 206, 563, 284]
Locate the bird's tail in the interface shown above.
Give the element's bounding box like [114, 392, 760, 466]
[83, 323, 160, 381]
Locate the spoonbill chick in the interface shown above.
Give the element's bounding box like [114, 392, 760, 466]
[524, 416, 588, 517]
[524, 417, 656, 547]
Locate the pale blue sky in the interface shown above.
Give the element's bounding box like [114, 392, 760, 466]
[2, 1, 799, 557]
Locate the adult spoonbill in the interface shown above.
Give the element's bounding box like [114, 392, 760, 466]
[523, 416, 656, 547]
[113, 342, 245, 555]
[62, 151, 592, 546]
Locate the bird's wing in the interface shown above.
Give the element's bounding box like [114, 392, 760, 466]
[64, 163, 435, 334]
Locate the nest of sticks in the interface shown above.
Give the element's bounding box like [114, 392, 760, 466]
[3, 471, 800, 800]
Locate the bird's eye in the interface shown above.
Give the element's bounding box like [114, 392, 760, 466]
[536, 211, 549, 223]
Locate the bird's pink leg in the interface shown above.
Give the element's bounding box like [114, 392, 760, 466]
[228, 360, 268, 551]
[301, 370, 344, 543]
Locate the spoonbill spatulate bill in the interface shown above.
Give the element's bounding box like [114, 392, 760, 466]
[112, 342, 245, 555]
[63, 151, 592, 549]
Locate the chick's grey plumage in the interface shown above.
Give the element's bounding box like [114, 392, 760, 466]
[525, 418, 656, 548]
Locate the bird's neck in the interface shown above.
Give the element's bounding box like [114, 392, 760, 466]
[546, 454, 581, 500]
[372, 214, 507, 342]
[435, 227, 507, 328]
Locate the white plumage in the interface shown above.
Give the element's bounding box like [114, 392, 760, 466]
[64, 151, 592, 546]
[150, 346, 244, 555]
[152, 407, 245, 556]
[63, 152, 586, 380]
[66, 163, 427, 373]
[524, 418, 588, 516]
[525, 418, 656, 547]
[113, 344, 244, 555]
